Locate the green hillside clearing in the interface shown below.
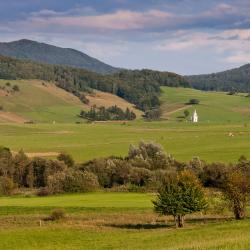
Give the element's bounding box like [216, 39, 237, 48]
[161, 87, 250, 122]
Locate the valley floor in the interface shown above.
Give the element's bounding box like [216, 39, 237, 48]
[1, 121, 250, 163]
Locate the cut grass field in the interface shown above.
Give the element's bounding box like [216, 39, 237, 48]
[1, 121, 250, 163]
[0, 192, 249, 250]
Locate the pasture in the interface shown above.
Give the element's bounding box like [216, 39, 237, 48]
[0, 192, 249, 250]
[1, 121, 250, 163]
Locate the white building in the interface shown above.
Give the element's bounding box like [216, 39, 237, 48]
[191, 110, 198, 123]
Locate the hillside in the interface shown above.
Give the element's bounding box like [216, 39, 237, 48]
[0, 80, 141, 123]
[0, 55, 189, 112]
[186, 64, 250, 92]
[161, 86, 250, 122]
[0, 39, 118, 74]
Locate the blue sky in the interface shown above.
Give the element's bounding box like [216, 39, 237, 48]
[1, 0, 250, 74]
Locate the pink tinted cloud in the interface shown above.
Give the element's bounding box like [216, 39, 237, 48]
[39, 10, 173, 30]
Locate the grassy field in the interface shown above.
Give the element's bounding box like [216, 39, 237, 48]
[0, 192, 249, 250]
[161, 86, 250, 122]
[1, 121, 250, 163]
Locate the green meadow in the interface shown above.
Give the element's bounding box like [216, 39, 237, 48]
[1, 83, 250, 249]
[1, 121, 250, 163]
[0, 192, 249, 250]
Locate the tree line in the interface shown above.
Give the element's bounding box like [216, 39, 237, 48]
[80, 105, 136, 121]
[0, 142, 249, 227]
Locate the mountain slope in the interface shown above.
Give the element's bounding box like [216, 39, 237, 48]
[186, 64, 250, 92]
[0, 39, 118, 74]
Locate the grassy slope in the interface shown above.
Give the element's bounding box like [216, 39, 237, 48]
[0, 80, 141, 123]
[161, 87, 250, 122]
[0, 80, 86, 123]
[0, 193, 249, 250]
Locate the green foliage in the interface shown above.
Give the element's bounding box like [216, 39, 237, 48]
[128, 141, 173, 170]
[80, 105, 136, 121]
[153, 171, 207, 227]
[223, 164, 250, 220]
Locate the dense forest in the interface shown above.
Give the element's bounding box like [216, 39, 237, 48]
[187, 64, 250, 92]
[0, 55, 189, 112]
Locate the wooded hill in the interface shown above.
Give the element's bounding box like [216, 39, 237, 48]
[0, 39, 118, 74]
[0, 55, 189, 112]
[187, 64, 250, 92]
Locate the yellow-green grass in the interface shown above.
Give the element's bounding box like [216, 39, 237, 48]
[161, 86, 250, 122]
[1, 121, 250, 163]
[0, 193, 249, 250]
[0, 79, 85, 123]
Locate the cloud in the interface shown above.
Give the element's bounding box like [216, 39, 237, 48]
[226, 52, 250, 64]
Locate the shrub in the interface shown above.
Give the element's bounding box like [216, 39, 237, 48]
[129, 167, 152, 186]
[49, 208, 66, 221]
[36, 187, 50, 196]
[57, 153, 75, 168]
[0, 177, 15, 195]
[200, 163, 228, 188]
[12, 85, 20, 92]
[62, 170, 99, 193]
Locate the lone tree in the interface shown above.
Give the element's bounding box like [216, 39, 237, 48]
[184, 110, 190, 119]
[153, 171, 207, 227]
[223, 168, 250, 220]
[188, 99, 200, 105]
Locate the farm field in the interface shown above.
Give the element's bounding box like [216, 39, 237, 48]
[1, 121, 250, 163]
[0, 192, 249, 250]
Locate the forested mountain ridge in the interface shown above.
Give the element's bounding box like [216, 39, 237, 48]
[0, 55, 189, 112]
[186, 64, 250, 92]
[0, 39, 118, 74]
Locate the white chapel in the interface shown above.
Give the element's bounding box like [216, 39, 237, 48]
[191, 110, 198, 123]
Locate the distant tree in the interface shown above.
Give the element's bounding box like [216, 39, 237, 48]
[188, 99, 200, 105]
[153, 171, 207, 227]
[227, 91, 237, 95]
[12, 85, 20, 92]
[143, 108, 162, 120]
[184, 110, 190, 119]
[0, 106, 3, 111]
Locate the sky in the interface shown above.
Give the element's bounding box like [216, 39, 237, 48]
[0, 0, 250, 74]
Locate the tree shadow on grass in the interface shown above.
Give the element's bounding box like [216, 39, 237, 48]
[106, 223, 173, 230]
